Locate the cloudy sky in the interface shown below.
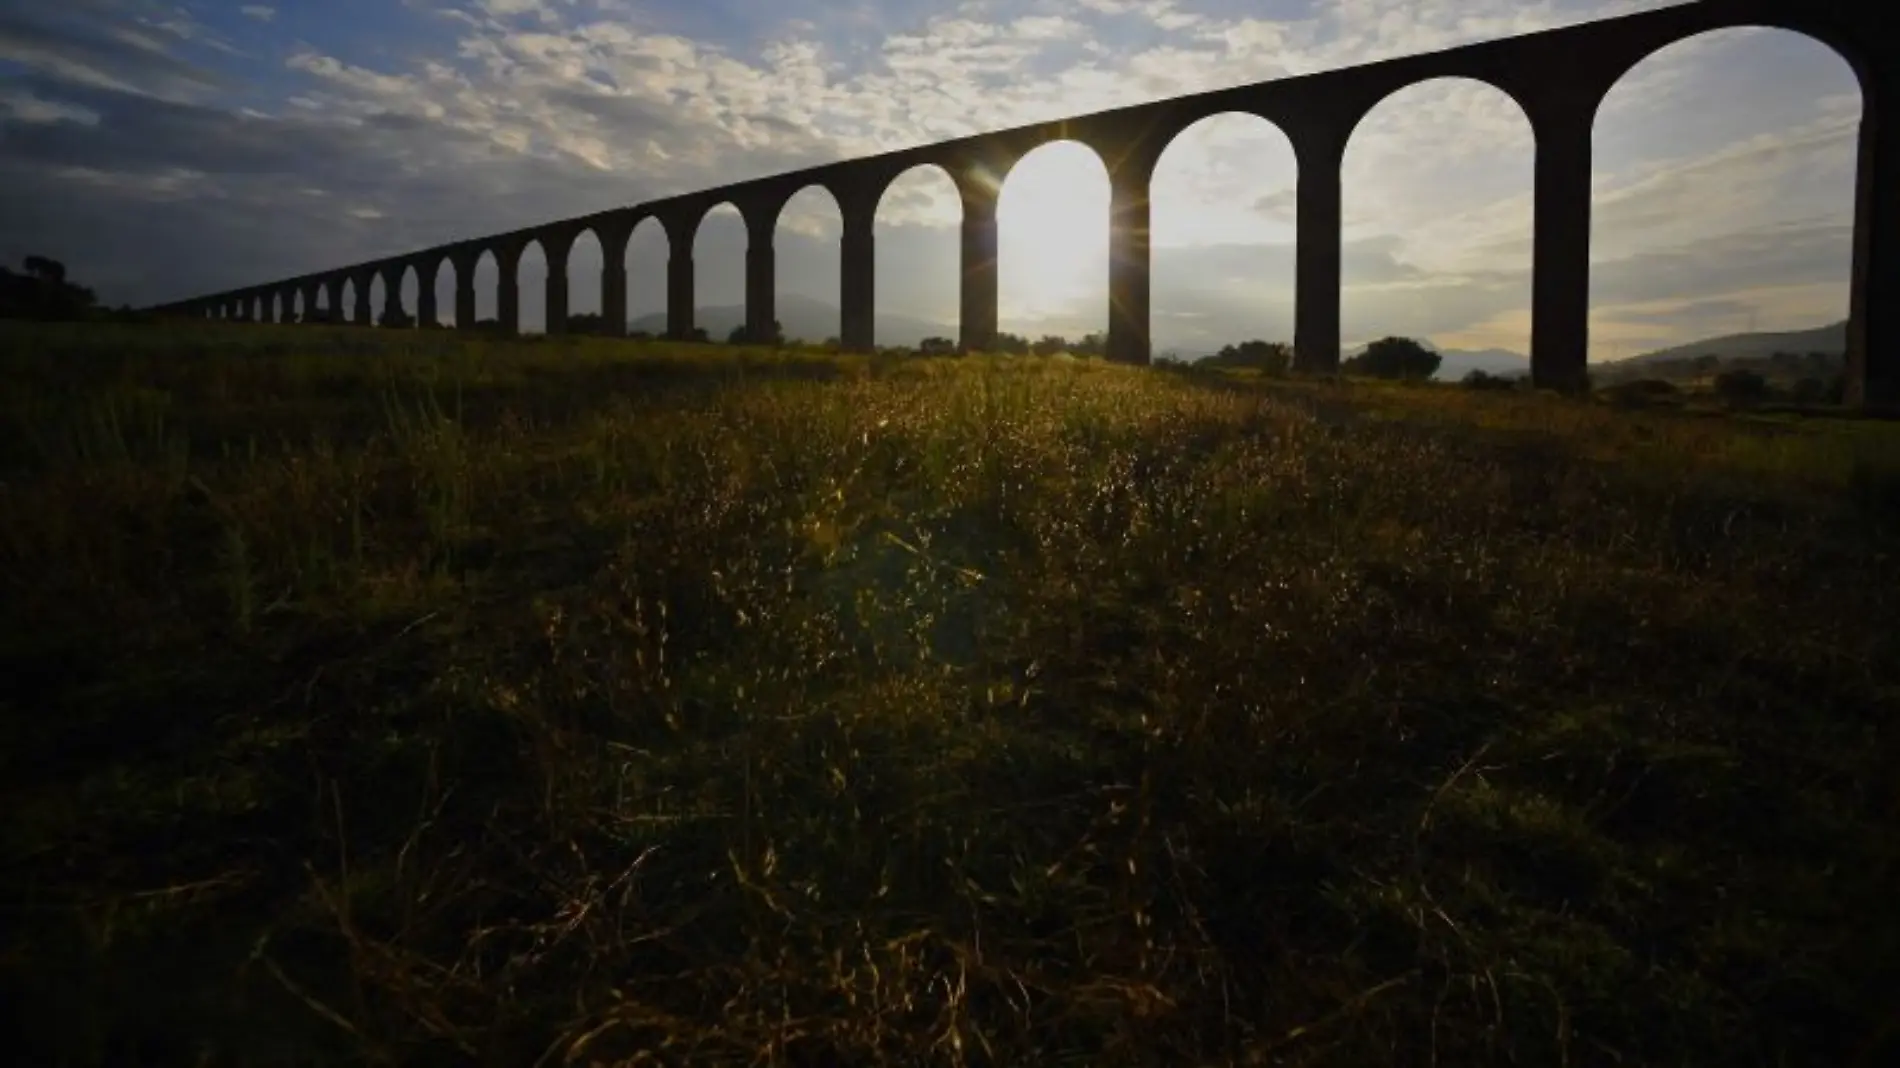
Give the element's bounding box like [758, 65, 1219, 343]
[0, 0, 1863, 358]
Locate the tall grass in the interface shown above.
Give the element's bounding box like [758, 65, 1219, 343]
[1, 320, 1895, 1066]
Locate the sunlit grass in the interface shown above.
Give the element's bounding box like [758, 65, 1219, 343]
[2, 321, 1896, 1065]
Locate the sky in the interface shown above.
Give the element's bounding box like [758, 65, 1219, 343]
[0, 0, 1865, 359]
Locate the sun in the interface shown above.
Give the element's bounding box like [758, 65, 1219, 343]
[997, 141, 1110, 329]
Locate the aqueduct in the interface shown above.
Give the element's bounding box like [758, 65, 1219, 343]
[151, 0, 1897, 407]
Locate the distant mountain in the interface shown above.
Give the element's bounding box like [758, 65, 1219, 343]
[1615, 320, 1846, 366]
[627, 294, 954, 346]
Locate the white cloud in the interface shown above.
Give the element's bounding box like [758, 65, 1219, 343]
[239, 5, 274, 22]
[0, 0, 1866, 356]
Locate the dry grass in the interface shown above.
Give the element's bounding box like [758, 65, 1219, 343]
[2, 321, 1897, 1066]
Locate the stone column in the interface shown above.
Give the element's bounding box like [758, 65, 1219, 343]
[352, 274, 373, 326]
[841, 204, 876, 353]
[452, 255, 477, 330]
[545, 233, 574, 336]
[1294, 126, 1346, 375]
[745, 229, 775, 344]
[1529, 92, 1593, 394]
[381, 266, 405, 328]
[258, 291, 275, 324]
[416, 260, 439, 329]
[497, 245, 521, 336]
[324, 278, 343, 323]
[1847, 86, 1898, 410]
[667, 248, 695, 340]
[1107, 170, 1153, 365]
[601, 227, 630, 338]
[959, 188, 998, 353]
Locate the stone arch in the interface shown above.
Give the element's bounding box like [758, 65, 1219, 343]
[996, 138, 1112, 345]
[693, 202, 747, 341]
[290, 287, 306, 324]
[625, 216, 668, 337]
[472, 248, 500, 329]
[1340, 76, 1536, 365]
[339, 277, 360, 324]
[772, 185, 843, 345]
[1150, 111, 1300, 359]
[430, 257, 456, 328]
[873, 163, 962, 349]
[567, 227, 604, 329]
[516, 236, 549, 334]
[1587, 26, 1862, 363]
[367, 272, 389, 327]
[399, 264, 421, 328]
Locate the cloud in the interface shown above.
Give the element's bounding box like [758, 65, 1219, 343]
[239, 5, 275, 23]
[0, 0, 1865, 359]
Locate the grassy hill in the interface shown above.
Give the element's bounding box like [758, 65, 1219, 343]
[1616, 320, 1847, 367]
[2, 321, 1896, 1066]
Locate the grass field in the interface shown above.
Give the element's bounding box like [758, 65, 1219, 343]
[3, 321, 1898, 1066]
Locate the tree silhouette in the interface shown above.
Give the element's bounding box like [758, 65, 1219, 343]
[727, 320, 785, 346]
[0, 255, 97, 321]
[1206, 340, 1291, 374]
[1344, 336, 1440, 380]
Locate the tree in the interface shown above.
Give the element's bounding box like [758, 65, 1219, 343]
[1073, 332, 1107, 358]
[1790, 377, 1829, 405]
[727, 320, 785, 346]
[919, 336, 956, 355]
[1461, 369, 1517, 391]
[1344, 336, 1440, 380]
[994, 331, 1031, 355]
[1692, 354, 1721, 375]
[1712, 368, 1769, 404]
[1207, 339, 1291, 374]
[0, 255, 97, 321]
[1031, 334, 1070, 356]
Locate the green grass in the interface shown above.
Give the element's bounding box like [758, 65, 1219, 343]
[3, 320, 1897, 1066]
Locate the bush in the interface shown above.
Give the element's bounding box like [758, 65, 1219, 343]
[1712, 368, 1770, 405]
[1461, 370, 1518, 391]
[1344, 336, 1440, 380]
[1599, 378, 1680, 408]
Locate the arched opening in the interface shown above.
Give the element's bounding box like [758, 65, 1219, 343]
[997, 139, 1110, 350]
[1150, 112, 1299, 362]
[568, 229, 604, 333]
[291, 289, 306, 324]
[432, 259, 455, 328]
[339, 278, 360, 325]
[1341, 77, 1534, 378]
[625, 218, 668, 338]
[368, 274, 389, 327]
[774, 185, 842, 346]
[516, 240, 548, 334]
[473, 250, 499, 330]
[874, 164, 961, 350]
[694, 203, 746, 343]
[1589, 27, 1860, 369]
[400, 266, 420, 329]
[313, 284, 332, 323]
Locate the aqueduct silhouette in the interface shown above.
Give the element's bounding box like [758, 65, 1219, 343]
[152, 0, 1897, 407]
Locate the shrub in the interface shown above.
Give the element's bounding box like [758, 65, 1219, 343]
[1344, 336, 1440, 380]
[1712, 368, 1770, 405]
[1461, 370, 1518, 391]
